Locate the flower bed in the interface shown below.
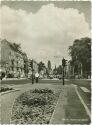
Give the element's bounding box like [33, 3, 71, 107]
[0, 87, 13, 92]
[11, 88, 61, 124]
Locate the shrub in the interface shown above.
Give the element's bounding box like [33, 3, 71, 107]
[26, 97, 47, 106]
[32, 88, 53, 94]
[17, 89, 55, 106]
[17, 93, 29, 105]
[0, 87, 13, 92]
[11, 88, 60, 124]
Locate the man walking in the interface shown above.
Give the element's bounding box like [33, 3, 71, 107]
[35, 72, 39, 83]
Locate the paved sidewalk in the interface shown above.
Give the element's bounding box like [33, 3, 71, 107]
[50, 85, 90, 124]
[50, 86, 67, 124]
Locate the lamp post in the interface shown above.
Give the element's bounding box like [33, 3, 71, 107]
[31, 59, 34, 84]
[62, 58, 66, 85]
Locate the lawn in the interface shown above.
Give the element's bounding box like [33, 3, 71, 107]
[11, 88, 61, 124]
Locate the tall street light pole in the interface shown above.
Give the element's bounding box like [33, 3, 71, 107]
[62, 66, 64, 85]
[62, 58, 66, 85]
[31, 59, 34, 84]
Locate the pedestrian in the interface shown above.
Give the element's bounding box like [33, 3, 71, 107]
[35, 72, 39, 83]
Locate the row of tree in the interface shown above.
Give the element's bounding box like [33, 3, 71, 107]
[38, 61, 63, 77]
[69, 37, 91, 78]
[53, 65, 62, 75]
[14, 37, 91, 79]
[38, 60, 52, 76]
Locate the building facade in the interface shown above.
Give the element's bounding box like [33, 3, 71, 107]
[0, 39, 28, 78]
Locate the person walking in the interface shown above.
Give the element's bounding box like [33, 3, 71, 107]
[35, 72, 39, 83]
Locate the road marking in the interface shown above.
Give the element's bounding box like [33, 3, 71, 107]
[80, 87, 90, 93]
[74, 86, 91, 120]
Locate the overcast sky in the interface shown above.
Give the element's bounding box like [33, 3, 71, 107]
[1, 1, 91, 68]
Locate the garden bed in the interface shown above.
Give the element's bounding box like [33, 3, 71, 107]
[0, 86, 13, 92]
[11, 88, 61, 124]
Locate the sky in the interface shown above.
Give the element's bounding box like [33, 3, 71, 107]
[0, 1, 91, 68]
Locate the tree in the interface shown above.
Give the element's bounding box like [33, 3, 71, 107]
[38, 61, 46, 73]
[57, 65, 62, 74]
[53, 65, 62, 75]
[47, 60, 52, 75]
[47, 60, 51, 70]
[69, 37, 91, 78]
[23, 53, 28, 77]
[12, 43, 21, 52]
[53, 65, 57, 75]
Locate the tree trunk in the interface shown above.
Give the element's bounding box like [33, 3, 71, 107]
[80, 63, 83, 77]
[73, 66, 75, 76]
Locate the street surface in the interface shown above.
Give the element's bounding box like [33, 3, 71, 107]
[40, 79, 91, 111]
[1, 78, 91, 124]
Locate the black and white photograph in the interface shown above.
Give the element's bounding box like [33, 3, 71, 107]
[0, 0, 91, 124]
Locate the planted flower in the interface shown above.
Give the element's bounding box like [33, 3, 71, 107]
[11, 88, 61, 124]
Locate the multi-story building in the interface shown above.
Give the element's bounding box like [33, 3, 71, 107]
[0, 39, 28, 78]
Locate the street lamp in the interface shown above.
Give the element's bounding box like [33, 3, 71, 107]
[30, 59, 34, 84]
[62, 58, 66, 85]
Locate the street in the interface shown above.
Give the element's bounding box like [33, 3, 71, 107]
[2, 78, 90, 89]
[41, 79, 91, 111]
[1, 1, 91, 124]
[1, 78, 91, 124]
